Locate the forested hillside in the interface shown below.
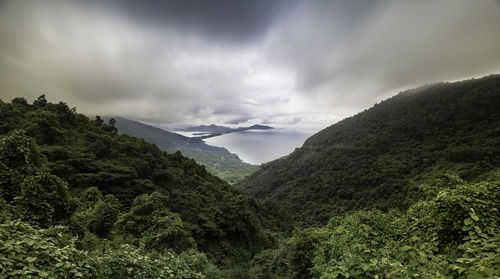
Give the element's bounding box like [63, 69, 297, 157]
[237, 75, 500, 278]
[240, 75, 500, 224]
[110, 117, 257, 184]
[248, 172, 500, 278]
[0, 96, 273, 277]
[1, 74, 499, 278]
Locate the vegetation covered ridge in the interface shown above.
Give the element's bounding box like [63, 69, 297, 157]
[236, 74, 500, 278]
[0, 96, 275, 278]
[239, 74, 500, 224]
[110, 117, 258, 184]
[248, 172, 500, 278]
[1, 74, 499, 278]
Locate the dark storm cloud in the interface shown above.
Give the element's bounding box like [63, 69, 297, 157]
[0, 0, 499, 129]
[91, 0, 298, 43]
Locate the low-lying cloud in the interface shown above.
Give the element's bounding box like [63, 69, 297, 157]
[0, 0, 499, 130]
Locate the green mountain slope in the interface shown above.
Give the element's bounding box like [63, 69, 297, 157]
[111, 117, 258, 184]
[249, 172, 500, 278]
[239, 75, 500, 224]
[0, 96, 272, 276]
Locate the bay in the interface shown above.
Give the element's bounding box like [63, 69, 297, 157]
[204, 129, 313, 164]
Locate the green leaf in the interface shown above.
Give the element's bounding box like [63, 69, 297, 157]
[400, 245, 411, 252]
[470, 213, 479, 222]
[417, 251, 426, 258]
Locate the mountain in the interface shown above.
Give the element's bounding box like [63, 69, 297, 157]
[183, 124, 235, 134]
[239, 74, 500, 224]
[110, 117, 258, 184]
[0, 96, 273, 276]
[181, 123, 274, 138]
[247, 124, 274, 130]
[1, 76, 499, 278]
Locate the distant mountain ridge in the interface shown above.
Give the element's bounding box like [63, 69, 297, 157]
[110, 117, 258, 183]
[181, 124, 273, 138]
[239, 74, 500, 224]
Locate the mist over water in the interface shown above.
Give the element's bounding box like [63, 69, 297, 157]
[204, 129, 313, 164]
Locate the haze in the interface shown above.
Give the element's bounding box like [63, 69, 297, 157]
[1, 0, 499, 130]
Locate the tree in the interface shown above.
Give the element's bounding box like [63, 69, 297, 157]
[84, 194, 120, 238]
[33, 94, 48, 107]
[27, 110, 64, 145]
[81, 186, 103, 206]
[15, 173, 72, 226]
[11, 97, 28, 106]
[95, 116, 104, 125]
[116, 192, 195, 252]
[109, 118, 116, 127]
[0, 130, 44, 200]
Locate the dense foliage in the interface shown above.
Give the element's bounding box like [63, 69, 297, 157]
[0, 96, 272, 277]
[0, 220, 217, 278]
[1, 74, 499, 278]
[111, 117, 258, 184]
[247, 172, 500, 278]
[240, 75, 500, 224]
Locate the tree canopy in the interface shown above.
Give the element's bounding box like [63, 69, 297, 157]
[0, 97, 273, 277]
[240, 75, 500, 224]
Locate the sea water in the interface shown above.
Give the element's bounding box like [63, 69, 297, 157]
[204, 129, 313, 164]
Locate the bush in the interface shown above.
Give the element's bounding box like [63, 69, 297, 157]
[285, 172, 500, 278]
[116, 192, 196, 252]
[0, 130, 44, 201]
[0, 220, 94, 278]
[15, 173, 72, 226]
[0, 220, 221, 278]
[90, 244, 205, 279]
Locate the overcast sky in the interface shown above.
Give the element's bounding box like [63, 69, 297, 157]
[1, 0, 499, 130]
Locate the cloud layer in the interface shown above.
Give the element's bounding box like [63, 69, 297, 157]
[1, 0, 499, 130]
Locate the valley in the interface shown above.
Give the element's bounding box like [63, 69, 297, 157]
[2, 0, 500, 277]
[109, 117, 258, 184]
[1, 75, 499, 278]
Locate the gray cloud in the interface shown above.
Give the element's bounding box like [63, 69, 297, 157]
[267, 0, 500, 110]
[225, 117, 253, 125]
[0, 0, 499, 130]
[90, 0, 299, 44]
